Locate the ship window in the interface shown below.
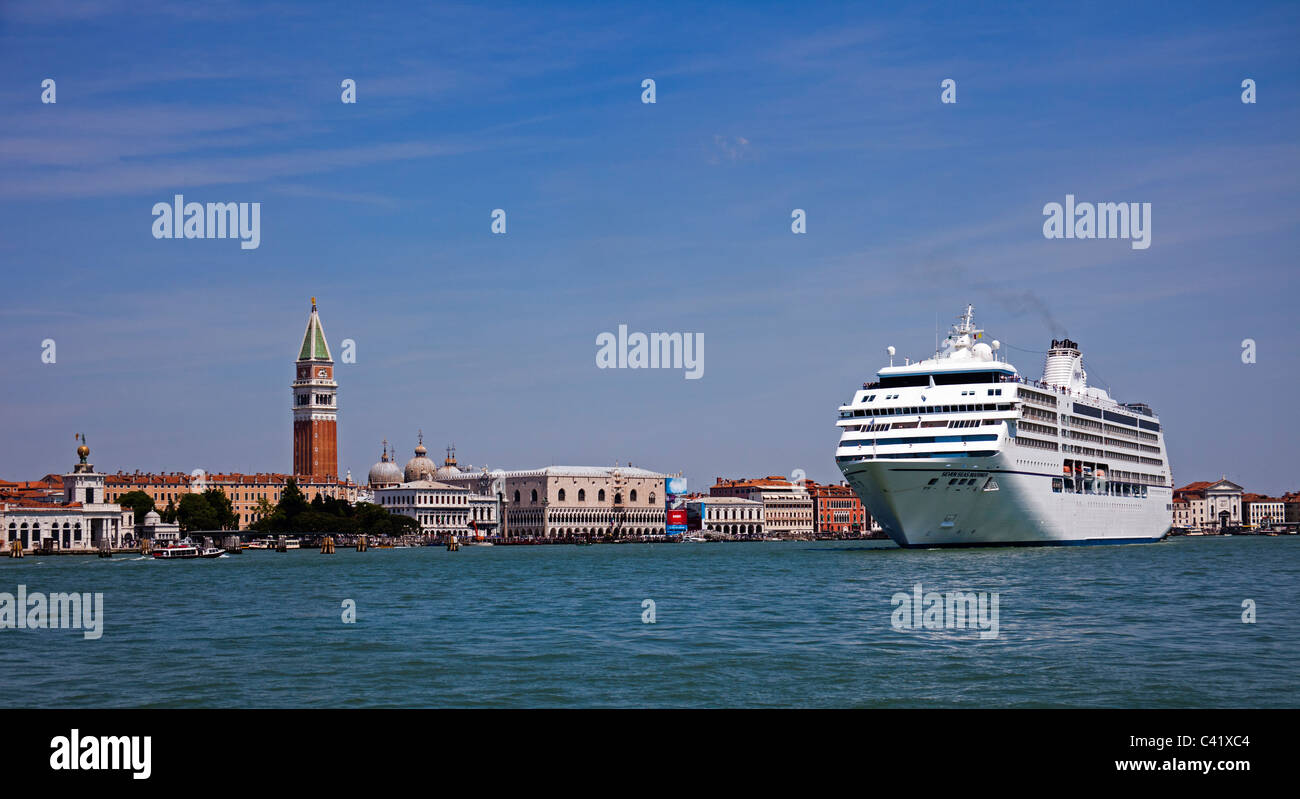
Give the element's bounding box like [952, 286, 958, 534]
[877, 374, 930, 388]
[948, 479, 959, 486]
[927, 478, 938, 485]
[1052, 478, 1063, 493]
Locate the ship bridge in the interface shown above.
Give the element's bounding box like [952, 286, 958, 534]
[836, 305, 1021, 463]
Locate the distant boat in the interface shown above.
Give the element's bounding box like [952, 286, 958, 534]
[198, 546, 225, 558]
[153, 544, 199, 559]
[683, 535, 707, 543]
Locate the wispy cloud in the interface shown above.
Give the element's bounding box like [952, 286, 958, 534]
[709, 134, 754, 164]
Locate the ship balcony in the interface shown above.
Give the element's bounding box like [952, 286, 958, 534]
[836, 435, 1003, 461]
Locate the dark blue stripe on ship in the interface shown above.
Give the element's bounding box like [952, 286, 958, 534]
[895, 535, 1169, 549]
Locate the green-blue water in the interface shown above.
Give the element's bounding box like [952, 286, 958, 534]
[3, 537, 1296, 707]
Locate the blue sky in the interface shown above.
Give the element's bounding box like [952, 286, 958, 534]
[1, 1, 1297, 495]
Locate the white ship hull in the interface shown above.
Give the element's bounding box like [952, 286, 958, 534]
[840, 454, 1171, 547]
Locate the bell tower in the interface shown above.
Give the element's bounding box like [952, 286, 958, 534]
[292, 298, 338, 480]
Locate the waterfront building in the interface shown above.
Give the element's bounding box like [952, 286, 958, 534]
[105, 472, 358, 529]
[502, 465, 667, 539]
[373, 437, 671, 540]
[1172, 482, 1211, 529]
[805, 480, 870, 535]
[0, 475, 64, 505]
[710, 477, 814, 538]
[1172, 497, 1193, 529]
[1285, 496, 1300, 528]
[1173, 479, 1244, 532]
[0, 438, 134, 552]
[1204, 479, 1244, 531]
[686, 496, 764, 538]
[137, 509, 181, 542]
[435, 453, 667, 539]
[1241, 494, 1286, 529]
[292, 298, 340, 482]
[372, 479, 499, 538]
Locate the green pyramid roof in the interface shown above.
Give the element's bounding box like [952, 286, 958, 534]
[298, 300, 332, 361]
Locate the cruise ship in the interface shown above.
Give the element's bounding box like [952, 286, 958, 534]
[835, 306, 1172, 547]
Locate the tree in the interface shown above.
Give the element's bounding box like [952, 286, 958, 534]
[176, 493, 219, 533]
[279, 479, 309, 519]
[116, 490, 156, 522]
[254, 496, 274, 523]
[353, 502, 418, 537]
[161, 497, 177, 524]
[202, 487, 239, 530]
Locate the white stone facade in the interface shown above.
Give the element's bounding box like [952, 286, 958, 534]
[1, 449, 134, 552]
[373, 479, 499, 537]
[687, 496, 764, 537]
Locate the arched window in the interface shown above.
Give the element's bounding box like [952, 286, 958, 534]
[649, 493, 655, 505]
[614, 493, 622, 504]
[514, 490, 520, 503]
[558, 489, 566, 502]
[598, 489, 606, 502]
[578, 489, 586, 502]
[531, 489, 538, 503]
[630, 489, 637, 502]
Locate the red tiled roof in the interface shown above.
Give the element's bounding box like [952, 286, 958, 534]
[1, 500, 81, 510]
[106, 472, 354, 487]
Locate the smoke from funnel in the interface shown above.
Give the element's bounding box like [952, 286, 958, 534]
[993, 290, 1068, 338]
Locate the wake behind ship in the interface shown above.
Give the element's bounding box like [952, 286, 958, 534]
[835, 306, 1172, 547]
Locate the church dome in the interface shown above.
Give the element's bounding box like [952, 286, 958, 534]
[368, 440, 404, 487]
[144, 510, 161, 524]
[434, 444, 461, 480]
[403, 436, 437, 482]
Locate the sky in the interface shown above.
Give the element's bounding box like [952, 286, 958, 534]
[0, 1, 1297, 496]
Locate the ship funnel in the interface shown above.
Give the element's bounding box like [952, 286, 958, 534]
[1042, 338, 1086, 390]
